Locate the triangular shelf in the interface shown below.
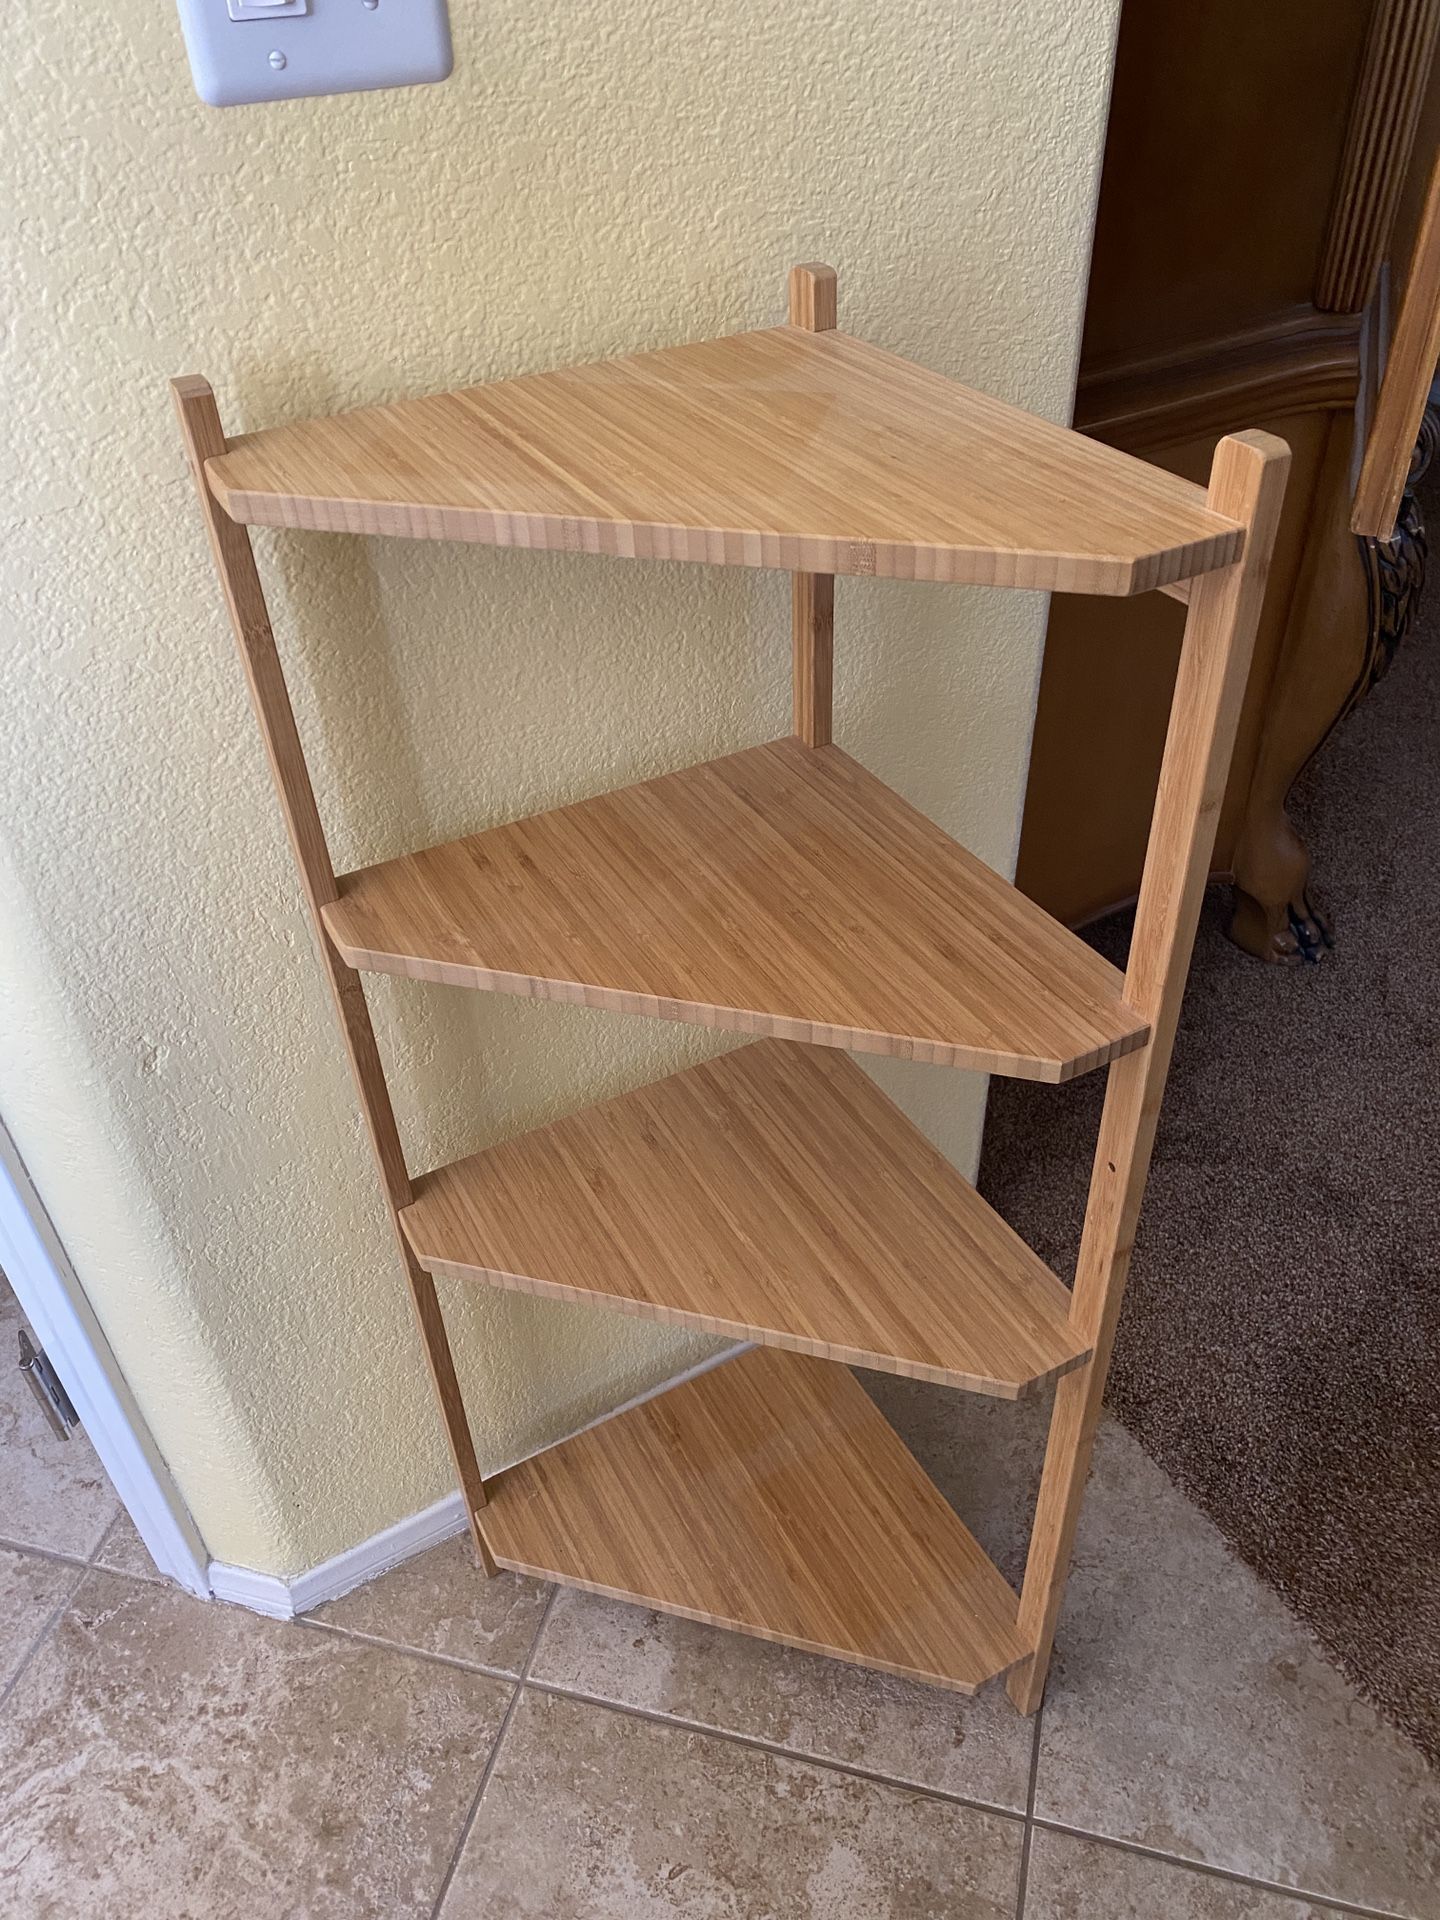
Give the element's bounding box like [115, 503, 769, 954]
[402, 1039, 1089, 1398]
[206, 324, 1242, 596]
[322, 739, 1150, 1084]
[481, 1345, 1029, 1694]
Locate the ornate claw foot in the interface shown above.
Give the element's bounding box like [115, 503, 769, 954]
[1230, 881, 1332, 965]
[1229, 773, 1335, 964]
[1226, 402, 1433, 964]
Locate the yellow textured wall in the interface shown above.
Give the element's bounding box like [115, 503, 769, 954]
[0, 0, 1118, 1574]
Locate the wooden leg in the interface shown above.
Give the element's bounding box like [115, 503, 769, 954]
[792, 572, 834, 746]
[405, 1258, 497, 1574]
[1230, 404, 1433, 963]
[1229, 811, 1330, 965]
[1228, 414, 1356, 963]
[1009, 432, 1291, 1712]
[787, 263, 838, 748]
[1007, 1050, 1147, 1713]
[172, 374, 496, 1573]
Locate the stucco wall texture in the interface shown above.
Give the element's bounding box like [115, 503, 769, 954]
[0, 0, 1119, 1575]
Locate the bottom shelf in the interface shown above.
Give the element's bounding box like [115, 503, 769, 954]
[481, 1346, 1030, 1695]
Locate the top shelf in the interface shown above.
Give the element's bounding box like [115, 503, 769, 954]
[205, 325, 1243, 597]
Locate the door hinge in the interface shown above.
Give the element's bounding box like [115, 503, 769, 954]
[17, 1327, 78, 1442]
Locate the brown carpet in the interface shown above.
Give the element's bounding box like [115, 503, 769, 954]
[979, 519, 1440, 1765]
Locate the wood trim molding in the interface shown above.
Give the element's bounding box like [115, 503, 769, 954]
[1353, 150, 1440, 533]
[0, 1121, 212, 1598]
[1075, 310, 1364, 456]
[1316, 0, 1440, 314]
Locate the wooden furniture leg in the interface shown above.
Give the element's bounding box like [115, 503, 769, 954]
[789, 264, 837, 746]
[1008, 430, 1290, 1713]
[172, 376, 496, 1575]
[1228, 411, 1356, 961]
[1230, 401, 1435, 962]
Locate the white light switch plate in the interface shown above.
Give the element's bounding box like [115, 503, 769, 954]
[176, 0, 452, 107]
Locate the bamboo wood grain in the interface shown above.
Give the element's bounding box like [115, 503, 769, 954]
[174, 272, 1290, 1713]
[401, 1039, 1090, 1399]
[172, 376, 495, 1574]
[320, 738, 1151, 1084]
[1353, 147, 1440, 538]
[787, 260, 838, 333]
[204, 326, 1244, 597]
[791, 562, 835, 744]
[481, 1345, 1030, 1694]
[789, 264, 838, 745]
[1007, 430, 1291, 1714]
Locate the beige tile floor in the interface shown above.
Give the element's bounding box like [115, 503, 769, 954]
[1, 1276, 1436, 1919]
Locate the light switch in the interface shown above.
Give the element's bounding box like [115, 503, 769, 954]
[226, 0, 308, 19]
[176, 0, 452, 108]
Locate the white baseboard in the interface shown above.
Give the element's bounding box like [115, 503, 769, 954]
[210, 1490, 467, 1620]
[208, 1340, 749, 1620]
[207, 1559, 302, 1620]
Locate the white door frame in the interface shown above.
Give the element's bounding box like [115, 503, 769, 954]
[0, 1118, 210, 1598]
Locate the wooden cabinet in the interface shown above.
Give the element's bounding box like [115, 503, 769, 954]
[1018, 0, 1438, 961]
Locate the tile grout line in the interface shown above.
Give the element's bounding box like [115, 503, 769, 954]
[428, 1584, 560, 1920]
[133, 1549, 1415, 1920]
[0, 1560, 88, 1721]
[86, 1509, 128, 1568]
[519, 1667, 1419, 1920]
[7, 1499, 146, 1714]
[521, 1673, 1030, 1824]
[21, 1534, 1411, 1920]
[294, 1612, 534, 1685]
[1028, 1818, 1417, 1920]
[287, 1579, 1032, 1824]
[1013, 1693, 1046, 1919]
[7, 1531, 1409, 1920]
[0, 1534, 92, 1571]
[86, 1560, 166, 1590]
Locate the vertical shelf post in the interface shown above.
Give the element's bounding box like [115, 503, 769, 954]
[1007, 429, 1290, 1713]
[171, 377, 496, 1577]
[788, 263, 838, 746]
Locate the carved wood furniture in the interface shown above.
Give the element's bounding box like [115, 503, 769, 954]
[1017, 0, 1438, 962]
[173, 264, 1285, 1712]
[1356, 148, 1440, 537]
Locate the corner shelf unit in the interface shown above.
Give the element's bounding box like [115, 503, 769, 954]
[175, 265, 1287, 1712]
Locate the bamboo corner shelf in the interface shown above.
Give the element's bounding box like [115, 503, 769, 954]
[174, 263, 1288, 1713]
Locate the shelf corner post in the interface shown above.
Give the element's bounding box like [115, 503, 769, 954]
[788, 264, 838, 747]
[1006, 429, 1291, 1715]
[169, 374, 497, 1576]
